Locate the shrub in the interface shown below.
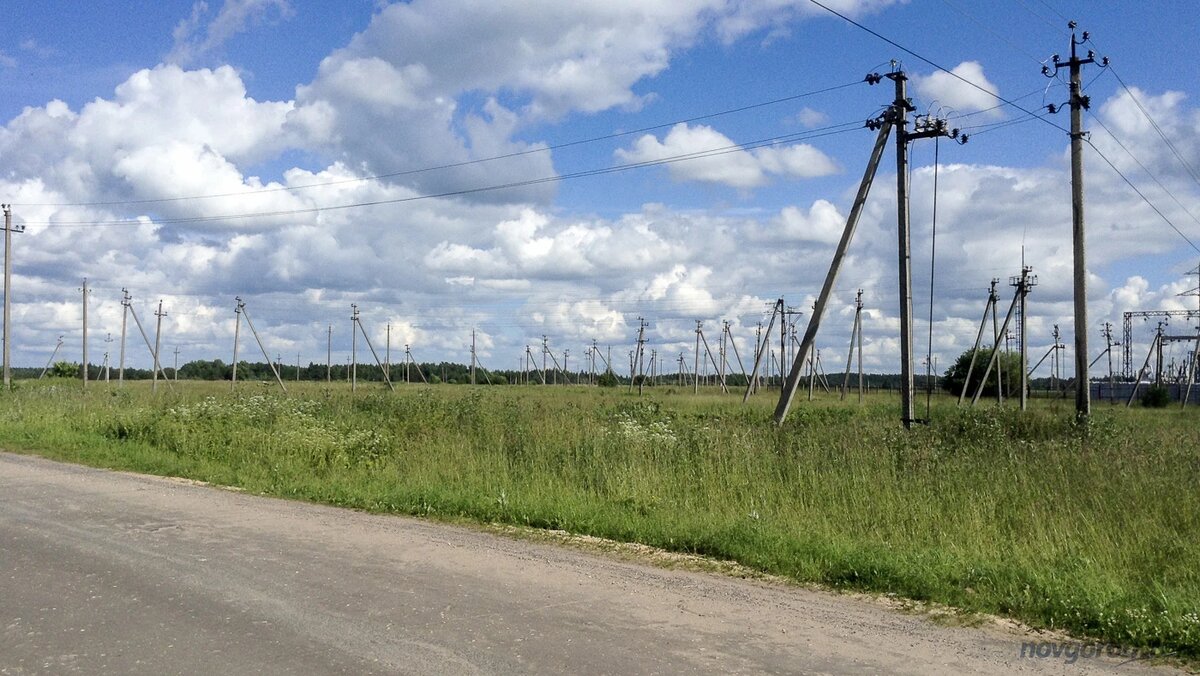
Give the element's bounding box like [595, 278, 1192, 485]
[1140, 385, 1171, 408]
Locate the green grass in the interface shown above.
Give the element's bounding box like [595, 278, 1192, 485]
[2, 379, 1198, 658]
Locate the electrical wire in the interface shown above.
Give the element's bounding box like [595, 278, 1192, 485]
[1105, 65, 1200, 190]
[1086, 111, 1200, 230]
[805, 0, 1070, 135]
[26, 121, 866, 228]
[13, 80, 866, 209]
[1085, 138, 1200, 254]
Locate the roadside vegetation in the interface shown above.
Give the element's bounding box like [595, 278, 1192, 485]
[1, 380, 1196, 659]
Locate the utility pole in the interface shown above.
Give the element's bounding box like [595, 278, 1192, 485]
[1180, 262, 1200, 407]
[631, 317, 646, 395]
[385, 323, 391, 382]
[39, 335, 64, 379]
[326, 324, 332, 384]
[232, 298, 243, 390]
[351, 304, 358, 393]
[1010, 266, 1037, 410]
[958, 283, 999, 406]
[119, 289, 130, 385]
[842, 290, 864, 402]
[693, 320, 702, 395]
[103, 333, 113, 382]
[174, 346, 180, 382]
[776, 68, 963, 425]
[236, 300, 285, 391]
[471, 329, 477, 385]
[80, 278, 90, 387]
[887, 70, 963, 427]
[1045, 22, 1106, 421]
[991, 278, 1003, 404]
[1101, 322, 1116, 404]
[152, 300, 165, 394]
[2, 205, 23, 389]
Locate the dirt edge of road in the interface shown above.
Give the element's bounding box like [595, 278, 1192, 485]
[29, 453, 1187, 673]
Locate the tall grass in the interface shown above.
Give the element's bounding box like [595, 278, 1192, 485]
[2, 380, 1197, 658]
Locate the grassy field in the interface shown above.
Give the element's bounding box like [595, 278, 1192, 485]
[1, 379, 1197, 658]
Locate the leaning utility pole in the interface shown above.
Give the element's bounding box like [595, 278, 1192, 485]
[239, 300, 286, 392]
[841, 290, 865, 402]
[1010, 266, 1037, 410]
[775, 69, 960, 425]
[1045, 22, 1106, 420]
[2, 205, 24, 389]
[80, 278, 90, 387]
[152, 300, 165, 394]
[744, 300, 783, 401]
[958, 284, 998, 406]
[39, 336, 64, 379]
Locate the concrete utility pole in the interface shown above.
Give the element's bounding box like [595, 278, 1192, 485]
[232, 299, 243, 390]
[693, 321, 702, 395]
[103, 333, 113, 382]
[841, 290, 864, 402]
[152, 300, 165, 394]
[119, 289, 130, 385]
[351, 305, 358, 393]
[174, 346, 181, 382]
[971, 287, 1021, 407]
[1179, 263, 1200, 407]
[958, 284, 999, 406]
[1101, 322, 1116, 404]
[1045, 22, 1106, 421]
[80, 278, 90, 386]
[1010, 266, 1037, 410]
[744, 300, 782, 401]
[2, 205, 24, 389]
[350, 306, 394, 392]
[631, 317, 646, 395]
[39, 336, 64, 379]
[471, 329, 477, 385]
[385, 323, 391, 381]
[775, 69, 962, 426]
[886, 70, 964, 427]
[239, 299, 286, 391]
[327, 325, 332, 384]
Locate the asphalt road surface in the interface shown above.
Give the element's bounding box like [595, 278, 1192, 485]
[0, 452, 1178, 674]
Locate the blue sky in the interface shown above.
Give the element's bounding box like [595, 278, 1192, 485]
[1, 0, 1198, 380]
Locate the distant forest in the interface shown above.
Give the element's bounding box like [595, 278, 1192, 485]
[19, 358, 1085, 393]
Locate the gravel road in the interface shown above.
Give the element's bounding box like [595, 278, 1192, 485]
[0, 452, 1179, 674]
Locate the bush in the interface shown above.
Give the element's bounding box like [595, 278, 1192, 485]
[1140, 385, 1171, 408]
[597, 370, 619, 387]
[942, 348, 1023, 398]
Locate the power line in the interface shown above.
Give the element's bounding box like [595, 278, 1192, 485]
[1104, 64, 1200, 190]
[1086, 111, 1200, 230]
[1085, 138, 1200, 254]
[27, 121, 866, 228]
[806, 0, 1071, 135]
[13, 80, 865, 209]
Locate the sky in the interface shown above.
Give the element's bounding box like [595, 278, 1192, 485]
[1, 0, 1199, 380]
